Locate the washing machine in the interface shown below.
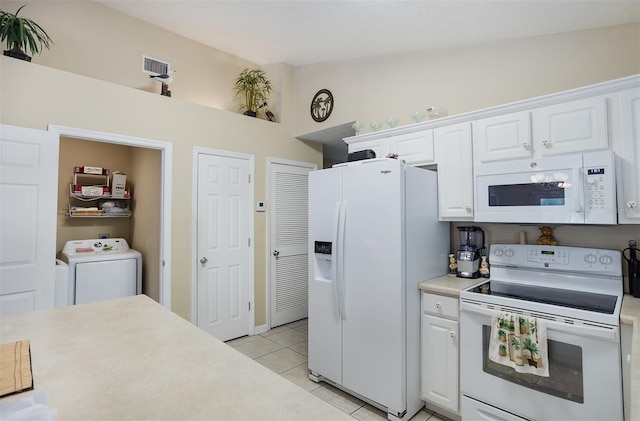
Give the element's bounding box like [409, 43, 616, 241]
[61, 238, 142, 306]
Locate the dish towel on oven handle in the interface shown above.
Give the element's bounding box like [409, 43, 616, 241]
[488, 312, 549, 377]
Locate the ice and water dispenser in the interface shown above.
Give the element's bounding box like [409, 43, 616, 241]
[314, 241, 333, 280]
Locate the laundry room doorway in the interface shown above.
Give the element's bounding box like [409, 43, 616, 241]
[49, 125, 172, 308]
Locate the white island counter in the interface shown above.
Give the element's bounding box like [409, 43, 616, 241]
[0, 295, 350, 420]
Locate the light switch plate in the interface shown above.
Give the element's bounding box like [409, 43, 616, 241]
[256, 201, 266, 212]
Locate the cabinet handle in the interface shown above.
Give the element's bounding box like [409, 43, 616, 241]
[465, 204, 472, 213]
[450, 331, 456, 339]
[628, 201, 637, 209]
[435, 302, 441, 309]
[542, 140, 551, 148]
[522, 141, 529, 150]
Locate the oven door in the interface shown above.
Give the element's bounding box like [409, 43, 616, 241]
[474, 154, 584, 224]
[460, 300, 623, 421]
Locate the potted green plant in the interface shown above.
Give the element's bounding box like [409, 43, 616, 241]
[233, 68, 272, 117]
[0, 4, 52, 62]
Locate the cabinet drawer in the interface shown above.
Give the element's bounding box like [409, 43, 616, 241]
[422, 293, 459, 318]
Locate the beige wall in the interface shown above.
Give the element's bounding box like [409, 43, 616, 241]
[57, 138, 134, 251]
[0, 1, 276, 115]
[0, 57, 322, 324]
[293, 23, 640, 137]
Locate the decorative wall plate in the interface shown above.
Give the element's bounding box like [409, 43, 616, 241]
[310, 89, 334, 122]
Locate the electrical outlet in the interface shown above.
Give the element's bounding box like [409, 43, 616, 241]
[98, 233, 110, 239]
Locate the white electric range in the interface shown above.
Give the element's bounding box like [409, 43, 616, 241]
[459, 244, 623, 421]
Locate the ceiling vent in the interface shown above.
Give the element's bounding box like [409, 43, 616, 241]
[142, 55, 172, 76]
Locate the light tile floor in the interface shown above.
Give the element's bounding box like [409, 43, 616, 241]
[226, 319, 450, 421]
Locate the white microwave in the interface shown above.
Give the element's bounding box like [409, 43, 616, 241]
[475, 150, 617, 224]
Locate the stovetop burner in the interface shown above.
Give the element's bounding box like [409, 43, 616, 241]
[467, 281, 618, 314]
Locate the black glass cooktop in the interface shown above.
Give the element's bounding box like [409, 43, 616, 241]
[467, 281, 618, 314]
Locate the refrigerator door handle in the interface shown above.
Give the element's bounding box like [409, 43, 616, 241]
[332, 201, 342, 320]
[337, 201, 347, 320]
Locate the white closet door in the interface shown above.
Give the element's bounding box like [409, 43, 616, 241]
[269, 160, 315, 328]
[196, 152, 252, 342]
[0, 124, 59, 316]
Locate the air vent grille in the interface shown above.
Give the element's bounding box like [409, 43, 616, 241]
[142, 55, 171, 76]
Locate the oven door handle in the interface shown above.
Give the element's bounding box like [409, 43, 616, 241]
[460, 300, 619, 341]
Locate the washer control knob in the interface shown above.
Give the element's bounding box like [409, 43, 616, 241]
[494, 248, 504, 257]
[584, 254, 597, 264]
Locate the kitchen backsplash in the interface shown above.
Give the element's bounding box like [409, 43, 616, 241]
[450, 222, 640, 293]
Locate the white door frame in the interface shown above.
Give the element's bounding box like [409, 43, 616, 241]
[48, 125, 173, 309]
[266, 157, 317, 328]
[191, 147, 255, 334]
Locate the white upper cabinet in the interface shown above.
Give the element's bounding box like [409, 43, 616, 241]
[473, 111, 532, 163]
[434, 123, 474, 221]
[385, 129, 435, 166]
[533, 96, 609, 156]
[474, 96, 609, 164]
[612, 88, 640, 224]
[347, 129, 435, 166]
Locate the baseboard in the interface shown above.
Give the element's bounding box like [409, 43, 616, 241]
[254, 324, 269, 335]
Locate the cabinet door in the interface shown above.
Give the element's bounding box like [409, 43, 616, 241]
[421, 314, 459, 413]
[434, 123, 474, 220]
[386, 129, 435, 166]
[347, 139, 385, 159]
[472, 111, 532, 163]
[533, 96, 608, 156]
[615, 88, 640, 223]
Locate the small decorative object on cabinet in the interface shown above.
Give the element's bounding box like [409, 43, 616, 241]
[369, 121, 382, 131]
[0, 4, 53, 62]
[67, 166, 131, 218]
[351, 121, 363, 135]
[310, 89, 333, 122]
[411, 111, 426, 123]
[386, 117, 399, 128]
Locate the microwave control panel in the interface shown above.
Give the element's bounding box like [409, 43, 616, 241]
[585, 166, 609, 211]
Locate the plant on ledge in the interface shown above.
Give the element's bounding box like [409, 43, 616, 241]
[233, 68, 272, 117]
[0, 4, 53, 62]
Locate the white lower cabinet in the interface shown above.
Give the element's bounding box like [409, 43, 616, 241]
[421, 292, 460, 415]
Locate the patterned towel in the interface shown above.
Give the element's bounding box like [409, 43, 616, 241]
[489, 312, 549, 377]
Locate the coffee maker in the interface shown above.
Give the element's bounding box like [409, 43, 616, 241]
[456, 226, 485, 278]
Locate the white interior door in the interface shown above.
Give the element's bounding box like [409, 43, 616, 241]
[0, 124, 59, 316]
[196, 152, 253, 341]
[268, 160, 316, 328]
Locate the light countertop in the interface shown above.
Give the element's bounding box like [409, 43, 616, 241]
[0, 295, 351, 420]
[418, 274, 484, 297]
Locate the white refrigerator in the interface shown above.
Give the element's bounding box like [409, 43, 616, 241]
[308, 158, 449, 421]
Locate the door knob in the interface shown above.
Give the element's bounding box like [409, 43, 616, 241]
[273, 250, 280, 257]
[200, 257, 208, 264]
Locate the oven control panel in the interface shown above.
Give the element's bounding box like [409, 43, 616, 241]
[489, 244, 621, 275]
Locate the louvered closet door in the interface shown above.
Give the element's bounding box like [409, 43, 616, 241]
[269, 161, 315, 327]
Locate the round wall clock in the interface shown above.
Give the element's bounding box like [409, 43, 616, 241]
[310, 89, 334, 122]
